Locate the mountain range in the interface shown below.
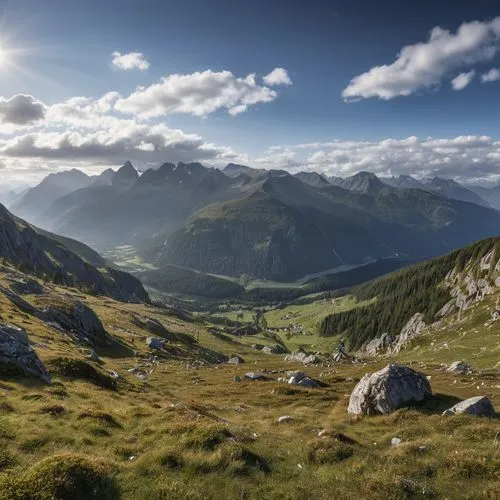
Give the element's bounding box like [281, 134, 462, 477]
[7, 162, 500, 281]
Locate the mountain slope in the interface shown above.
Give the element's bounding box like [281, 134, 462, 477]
[0, 203, 148, 302]
[159, 170, 500, 280]
[320, 236, 500, 351]
[11, 169, 93, 222]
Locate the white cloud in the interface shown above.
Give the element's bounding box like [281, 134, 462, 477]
[451, 70, 475, 90]
[114, 70, 278, 118]
[481, 68, 500, 82]
[0, 94, 46, 126]
[342, 17, 500, 100]
[263, 68, 292, 86]
[255, 135, 500, 184]
[111, 51, 150, 71]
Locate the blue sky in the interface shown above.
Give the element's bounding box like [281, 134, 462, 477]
[1, 0, 500, 185]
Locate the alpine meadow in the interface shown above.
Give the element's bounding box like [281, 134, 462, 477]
[0, 1, 498, 499]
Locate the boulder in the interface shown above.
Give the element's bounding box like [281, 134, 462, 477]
[348, 364, 432, 415]
[0, 324, 51, 383]
[46, 301, 111, 346]
[442, 396, 496, 417]
[446, 360, 472, 374]
[284, 351, 322, 364]
[262, 344, 287, 355]
[146, 337, 165, 350]
[228, 355, 244, 365]
[276, 416, 293, 424]
[287, 371, 319, 388]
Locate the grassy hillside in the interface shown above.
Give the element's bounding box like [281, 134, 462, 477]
[320, 237, 500, 350]
[0, 260, 498, 499]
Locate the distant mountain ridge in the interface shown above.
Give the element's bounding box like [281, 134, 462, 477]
[8, 162, 500, 281]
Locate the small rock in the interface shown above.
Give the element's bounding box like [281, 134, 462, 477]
[277, 416, 293, 424]
[446, 361, 472, 374]
[442, 396, 496, 417]
[244, 372, 268, 381]
[391, 437, 402, 446]
[228, 355, 244, 365]
[146, 337, 166, 350]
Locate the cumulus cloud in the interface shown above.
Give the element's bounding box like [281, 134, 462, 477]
[451, 70, 475, 90]
[114, 70, 278, 118]
[0, 94, 46, 125]
[111, 51, 150, 71]
[255, 135, 500, 183]
[263, 68, 292, 86]
[342, 17, 500, 100]
[481, 68, 500, 82]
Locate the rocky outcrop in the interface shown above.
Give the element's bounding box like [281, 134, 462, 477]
[362, 332, 395, 357]
[284, 351, 323, 365]
[0, 324, 51, 383]
[228, 355, 244, 364]
[391, 313, 426, 353]
[46, 301, 111, 346]
[262, 344, 287, 355]
[443, 396, 496, 417]
[287, 371, 319, 388]
[10, 279, 44, 295]
[348, 364, 432, 415]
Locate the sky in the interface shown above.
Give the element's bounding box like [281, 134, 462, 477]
[1, 0, 500, 186]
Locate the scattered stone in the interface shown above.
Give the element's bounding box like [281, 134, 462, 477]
[442, 396, 496, 417]
[446, 360, 472, 374]
[284, 351, 322, 364]
[0, 324, 51, 383]
[297, 377, 319, 388]
[244, 372, 268, 381]
[228, 355, 244, 364]
[391, 437, 402, 446]
[347, 364, 432, 415]
[287, 371, 319, 388]
[262, 344, 287, 355]
[277, 415, 293, 424]
[146, 337, 166, 350]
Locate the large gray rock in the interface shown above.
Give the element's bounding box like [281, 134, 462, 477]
[46, 301, 111, 346]
[228, 355, 244, 364]
[287, 371, 319, 388]
[348, 364, 432, 415]
[0, 324, 51, 383]
[443, 396, 496, 417]
[262, 344, 287, 355]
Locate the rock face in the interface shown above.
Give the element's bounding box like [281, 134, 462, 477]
[0, 324, 51, 383]
[362, 332, 395, 357]
[443, 396, 496, 417]
[391, 313, 426, 353]
[348, 364, 432, 415]
[46, 301, 111, 346]
[447, 361, 472, 374]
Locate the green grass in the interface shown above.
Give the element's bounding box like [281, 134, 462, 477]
[0, 266, 498, 499]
